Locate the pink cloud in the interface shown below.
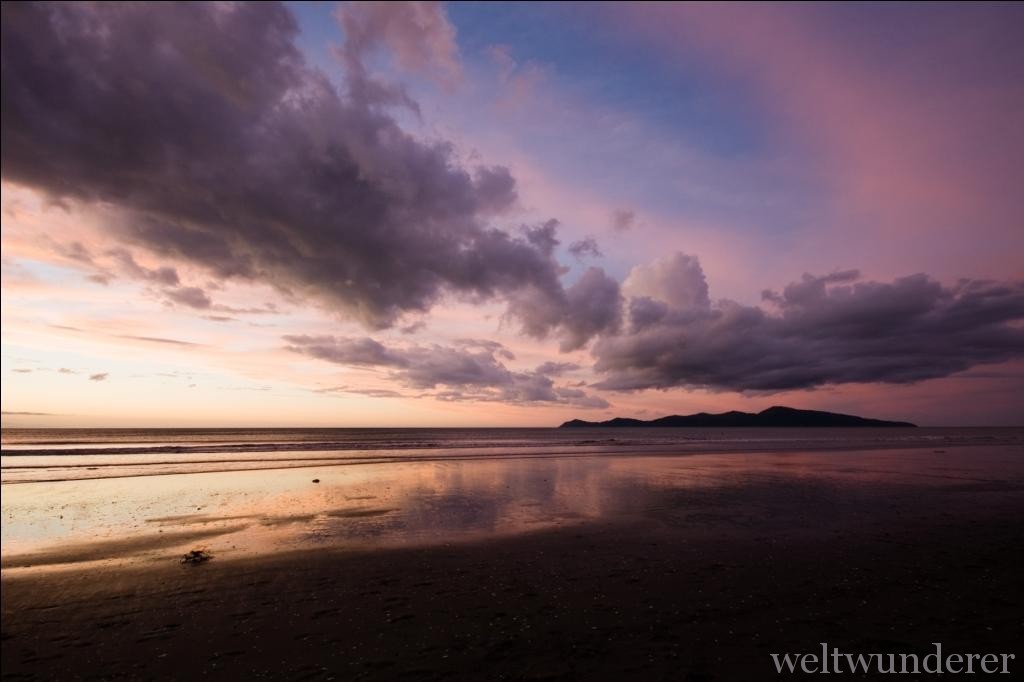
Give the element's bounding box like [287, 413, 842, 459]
[335, 1, 462, 90]
[605, 4, 1024, 279]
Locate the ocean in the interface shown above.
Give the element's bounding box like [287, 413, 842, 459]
[3, 426, 1022, 571]
[3, 426, 1021, 484]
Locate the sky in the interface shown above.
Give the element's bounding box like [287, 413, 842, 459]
[2, 1, 1023, 427]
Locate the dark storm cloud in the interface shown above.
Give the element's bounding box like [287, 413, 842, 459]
[164, 286, 213, 310]
[398, 345, 517, 390]
[506, 266, 623, 352]
[1, 2, 611, 341]
[592, 254, 1024, 392]
[560, 268, 623, 352]
[285, 335, 609, 408]
[760, 269, 860, 307]
[549, 386, 610, 409]
[283, 335, 407, 367]
[452, 338, 515, 360]
[535, 361, 580, 376]
[568, 237, 602, 259]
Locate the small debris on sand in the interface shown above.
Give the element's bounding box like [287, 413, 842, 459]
[180, 549, 213, 565]
[312, 479, 320, 483]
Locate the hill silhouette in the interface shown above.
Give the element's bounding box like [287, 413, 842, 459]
[559, 406, 916, 428]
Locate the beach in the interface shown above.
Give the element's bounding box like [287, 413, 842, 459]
[5, 1, 1024, 678]
[3, 431, 1023, 679]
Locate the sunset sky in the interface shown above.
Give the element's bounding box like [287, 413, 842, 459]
[2, 1, 1023, 427]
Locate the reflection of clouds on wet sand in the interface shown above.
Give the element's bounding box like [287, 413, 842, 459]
[286, 458, 621, 549]
[3, 445, 1022, 571]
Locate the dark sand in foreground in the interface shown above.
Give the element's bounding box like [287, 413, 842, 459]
[3, 448, 1023, 680]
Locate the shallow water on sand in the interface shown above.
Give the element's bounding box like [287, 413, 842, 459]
[3, 434, 1022, 572]
[3, 426, 1020, 483]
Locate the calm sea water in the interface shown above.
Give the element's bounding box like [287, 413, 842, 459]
[2, 427, 1021, 484]
[3, 428, 1023, 569]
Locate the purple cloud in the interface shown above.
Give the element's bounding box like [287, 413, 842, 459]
[610, 209, 636, 232]
[285, 335, 609, 409]
[568, 237, 602, 260]
[164, 286, 213, 310]
[1, 2, 614, 346]
[592, 253, 1024, 392]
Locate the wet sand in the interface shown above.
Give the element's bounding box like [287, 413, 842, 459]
[3, 447, 1023, 680]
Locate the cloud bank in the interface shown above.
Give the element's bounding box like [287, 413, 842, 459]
[285, 335, 608, 408]
[593, 254, 1024, 392]
[1, 1, 618, 349]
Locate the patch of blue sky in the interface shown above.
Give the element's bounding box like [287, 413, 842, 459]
[283, 2, 827, 240]
[286, 2, 343, 79]
[6, 258, 92, 290]
[447, 3, 828, 236]
[286, 2, 777, 158]
[445, 2, 775, 160]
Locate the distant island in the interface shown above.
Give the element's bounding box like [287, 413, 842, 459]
[560, 406, 916, 428]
